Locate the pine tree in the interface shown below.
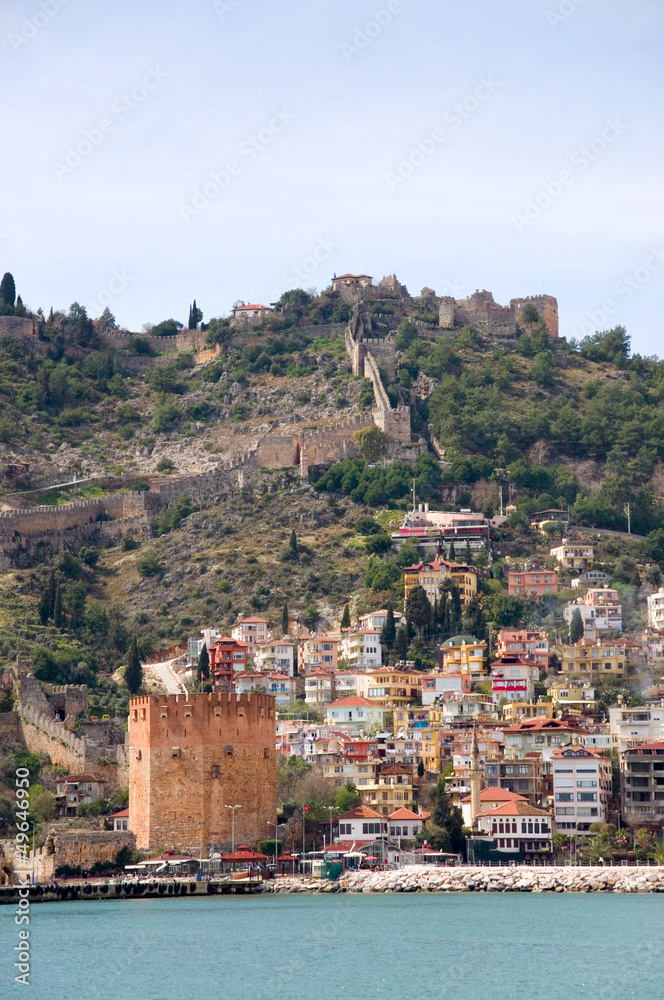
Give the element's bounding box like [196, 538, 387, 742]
[381, 606, 396, 649]
[450, 585, 462, 633]
[394, 625, 409, 663]
[569, 608, 584, 643]
[197, 643, 209, 684]
[125, 635, 143, 695]
[0, 272, 16, 307]
[289, 530, 298, 556]
[448, 541, 456, 561]
[53, 584, 64, 629]
[417, 761, 425, 778]
[188, 300, 203, 329]
[340, 604, 351, 629]
[281, 600, 289, 635]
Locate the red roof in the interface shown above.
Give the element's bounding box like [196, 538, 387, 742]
[233, 304, 272, 312]
[460, 788, 527, 804]
[388, 807, 421, 821]
[337, 805, 384, 821]
[328, 696, 379, 709]
[504, 718, 583, 734]
[551, 746, 607, 759]
[111, 808, 129, 818]
[220, 844, 268, 861]
[334, 273, 372, 280]
[476, 801, 553, 819]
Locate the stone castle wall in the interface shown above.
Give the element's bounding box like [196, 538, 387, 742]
[1, 829, 136, 881]
[438, 290, 559, 338]
[129, 692, 276, 852]
[0, 711, 20, 748]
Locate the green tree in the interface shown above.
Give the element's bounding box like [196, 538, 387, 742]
[0, 272, 16, 308]
[417, 761, 425, 778]
[353, 424, 390, 464]
[197, 643, 209, 684]
[281, 600, 289, 635]
[53, 584, 65, 629]
[569, 607, 584, 643]
[448, 541, 456, 561]
[531, 351, 555, 386]
[137, 549, 162, 577]
[39, 570, 56, 625]
[431, 773, 464, 851]
[464, 540, 472, 564]
[125, 635, 143, 695]
[188, 300, 203, 329]
[334, 782, 360, 812]
[406, 585, 431, 640]
[98, 306, 116, 333]
[394, 625, 409, 662]
[289, 530, 298, 556]
[381, 606, 397, 650]
[340, 604, 351, 629]
[67, 581, 87, 629]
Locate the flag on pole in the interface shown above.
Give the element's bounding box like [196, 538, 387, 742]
[303, 805, 311, 812]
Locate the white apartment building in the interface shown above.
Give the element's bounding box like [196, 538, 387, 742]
[231, 616, 269, 658]
[647, 589, 664, 629]
[358, 610, 404, 631]
[564, 600, 622, 639]
[420, 673, 468, 706]
[254, 641, 296, 676]
[609, 704, 664, 753]
[303, 670, 335, 708]
[340, 629, 382, 669]
[552, 746, 612, 833]
[187, 628, 221, 666]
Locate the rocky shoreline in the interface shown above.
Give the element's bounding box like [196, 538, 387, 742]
[266, 865, 664, 894]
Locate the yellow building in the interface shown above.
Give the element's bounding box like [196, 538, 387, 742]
[438, 635, 488, 679]
[420, 728, 444, 772]
[403, 558, 477, 608]
[356, 668, 421, 709]
[549, 541, 595, 569]
[560, 638, 627, 677]
[358, 763, 414, 816]
[502, 701, 554, 723]
[549, 681, 596, 714]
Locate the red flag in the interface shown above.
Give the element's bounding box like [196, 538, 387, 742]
[303, 805, 311, 812]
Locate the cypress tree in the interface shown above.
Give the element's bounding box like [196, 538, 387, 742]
[393, 625, 409, 663]
[288, 530, 298, 557]
[53, 584, 64, 629]
[125, 635, 143, 695]
[39, 570, 56, 625]
[449, 585, 462, 633]
[381, 606, 396, 649]
[448, 541, 456, 561]
[406, 585, 432, 641]
[569, 608, 584, 643]
[0, 272, 16, 307]
[197, 643, 209, 684]
[340, 604, 351, 629]
[281, 600, 289, 635]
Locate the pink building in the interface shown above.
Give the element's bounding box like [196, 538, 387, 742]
[300, 637, 339, 673]
[508, 570, 558, 597]
[496, 630, 550, 668]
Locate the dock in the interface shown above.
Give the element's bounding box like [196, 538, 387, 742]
[0, 874, 264, 904]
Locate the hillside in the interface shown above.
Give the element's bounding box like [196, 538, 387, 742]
[0, 273, 663, 715]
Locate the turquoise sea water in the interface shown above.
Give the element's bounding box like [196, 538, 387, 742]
[1, 893, 662, 999]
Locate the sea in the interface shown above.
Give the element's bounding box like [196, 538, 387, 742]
[1, 892, 662, 999]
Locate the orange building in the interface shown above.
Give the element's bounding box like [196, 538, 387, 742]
[129, 693, 276, 853]
[209, 637, 248, 686]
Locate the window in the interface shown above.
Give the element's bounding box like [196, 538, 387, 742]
[577, 792, 597, 802]
[225, 746, 233, 756]
[576, 780, 596, 787]
[518, 765, 529, 775]
[211, 765, 220, 778]
[556, 793, 573, 802]
[577, 808, 598, 817]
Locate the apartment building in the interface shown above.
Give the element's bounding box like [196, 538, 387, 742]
[549, 682, 596, 716]
[647, 589, 664, 629]
[508, 570, 558, 597]
[609, 703, 664, 753]
[303, 669, 336, 709]
[300, 637, 339, 673]
[560, 638, 628, 677]
[230, 616, 269, 659]
[503, 718, 584, 760]
[550, 540, 595, 569]
[358, 763, 413, 816]
[490, 656, 539, 704]
[552, 746, 611, 833]
[254, 641, 296, 676]
[496, 629, 550, 668]
[438, 635, 488, 680]
[402, 558, 478, 607]
[564, 588, 622, 638]
[340, 629, 382, 669]
[485, 757, 545, 807]
[325, 696, 385, 734]
[420, 672, 471, 706]
[356, 668, 421, 709]
[621, 741, 664, 827]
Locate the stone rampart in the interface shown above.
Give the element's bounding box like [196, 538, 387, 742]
[0, 712, 20, 747]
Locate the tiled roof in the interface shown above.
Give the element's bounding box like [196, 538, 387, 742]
[337, 805, 385, 820]
[504, 718, 582, 734]
[388, 807, 421, 820]
[112, 808, 129, 817]
[460, 788, 528, 804]
[328, 696, 379, 708]
[56, 774, 102, 784]
[476, 801, 553, 818]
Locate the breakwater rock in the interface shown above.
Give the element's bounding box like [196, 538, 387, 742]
[266, 866, 664, 894]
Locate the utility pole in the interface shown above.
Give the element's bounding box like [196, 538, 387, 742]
[499, 486, 503, 517]
[623, 503, 631, 535]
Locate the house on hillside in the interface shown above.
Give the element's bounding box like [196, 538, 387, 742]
[325, 696, 385, 734]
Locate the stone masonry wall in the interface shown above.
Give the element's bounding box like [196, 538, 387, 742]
[129, 692, 276, 852]
[2, 829, 137, 881]
[0, 712, 21, 748]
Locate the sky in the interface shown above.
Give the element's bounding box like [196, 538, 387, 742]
[1, 0, 663, 351]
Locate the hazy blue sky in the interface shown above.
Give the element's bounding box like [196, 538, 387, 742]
[2, 0, 663, 351]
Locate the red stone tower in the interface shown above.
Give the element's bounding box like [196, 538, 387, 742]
[128, 692, 276, 853]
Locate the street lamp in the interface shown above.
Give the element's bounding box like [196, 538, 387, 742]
[267, 820, 279, 869]
[225, 804, 242, 852]
[326, 806, 336, 848]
